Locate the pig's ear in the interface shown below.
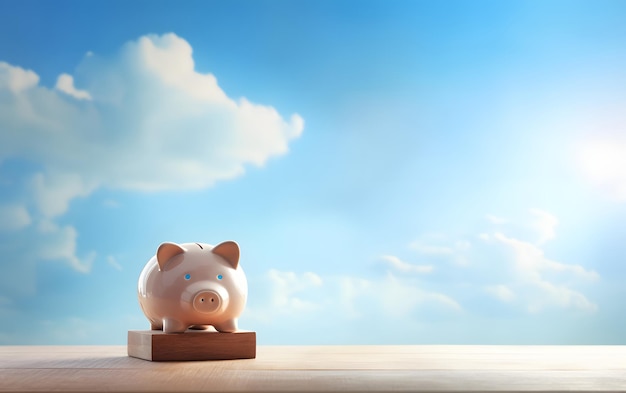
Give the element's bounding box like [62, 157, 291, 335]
[212, 241, 240, 269]
[156, 242, 186, 271]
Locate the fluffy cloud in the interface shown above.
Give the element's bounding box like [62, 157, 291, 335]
[247, 209, 598, 333]
[500, 223, 596, 312]
[265, 269, 323, 314]
[37, 220, 95, 273]
[370, 273, 461, 317]
[0, 62, 38, 92]
[246, 268, 461, 327]
[55, 74, 92, 100]
[490, 231, 598, 313]
[406, 210, 598, 314]
[0, 33, 303, 273]
[0, 33, 303, 217]
[242, 210, 595, 342]
[337, 272, 461, 319]
[30, 172, 96, 219]
[493, 232, 598, 282]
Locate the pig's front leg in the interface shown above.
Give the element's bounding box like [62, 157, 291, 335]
[213, 319, 237, 332]
[163, 318, 187, 333]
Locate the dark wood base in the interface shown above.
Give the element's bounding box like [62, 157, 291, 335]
[127, 329, 256, 361]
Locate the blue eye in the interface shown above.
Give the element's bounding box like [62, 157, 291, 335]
[217, 274, 223, 280]
[184, 274, 191, 280]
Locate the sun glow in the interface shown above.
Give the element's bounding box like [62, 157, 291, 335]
[579, 139, 626, 201]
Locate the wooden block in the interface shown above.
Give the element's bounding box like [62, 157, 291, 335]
[127, 329, 256, 361]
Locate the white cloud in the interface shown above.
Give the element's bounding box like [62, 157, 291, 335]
[528, 280, 598, 313]
[55, 73, 92, 100]
[37, 221, 95, 273]
[341, 273, 462, 317]
[244, 208, 597, 339]
[0, 62, 39, 92]
[0, 33, 304, 220]
[578, 138, 626, 202]
[380, 255, 433, 274]
[246, 268, 461, 326]
[367, 273, 461, 318]
[0, 33, 303, 277]
[31, 172, 97, 218]
[491, 231, 598, 313]
[0, 204, 31, 231]
[493, 232, 598, 282]
[405, 209, 598, 314]
[485, 210, 559, 246]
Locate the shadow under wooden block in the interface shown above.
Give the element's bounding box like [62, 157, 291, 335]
[127, 329, 256, 361]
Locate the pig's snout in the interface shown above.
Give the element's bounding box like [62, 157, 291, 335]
[193, 289, 228, 314]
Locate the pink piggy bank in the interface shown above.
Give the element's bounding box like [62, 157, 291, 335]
[138, 241, 247, 333]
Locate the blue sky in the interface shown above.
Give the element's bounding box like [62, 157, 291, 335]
[1, 0, 625, 344]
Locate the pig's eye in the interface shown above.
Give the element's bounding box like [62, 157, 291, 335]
[184, 274, 191, 280]
[217, 274, 223, 280]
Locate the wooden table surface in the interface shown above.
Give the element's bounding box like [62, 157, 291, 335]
[1, 345, 625, 392]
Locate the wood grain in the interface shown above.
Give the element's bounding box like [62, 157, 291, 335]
[0, 345, 625, 392]
[127, 329, 256, 361]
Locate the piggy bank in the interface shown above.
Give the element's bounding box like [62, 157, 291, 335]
[137, 241, 247, 333]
